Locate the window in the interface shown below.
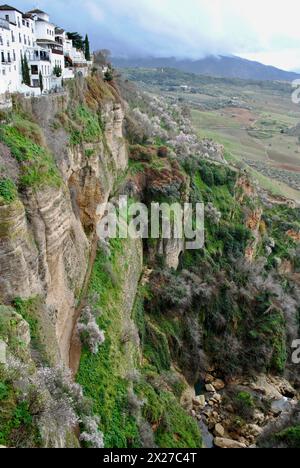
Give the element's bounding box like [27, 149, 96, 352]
[5, 15, 9, 22]
[31, 65, 38, 75]
[19, 33, 21, 43]
[1, 52, 4, 63]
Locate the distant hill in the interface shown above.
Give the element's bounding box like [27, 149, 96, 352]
[113, 55, 300, 82]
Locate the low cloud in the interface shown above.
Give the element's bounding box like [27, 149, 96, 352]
[12, 0, 300, 69]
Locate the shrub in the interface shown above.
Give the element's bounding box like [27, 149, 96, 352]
[80, 416, 104, 448]
[275, 426, 300, 448]
[157, 146, 168, 158]
[144, 320, 171, 372]
[78, 306, 105, 355]
[233, 391, 255, 420]
[0, 178, 17, 204]
[0, 123, 61, 189]
[53, 65, 62, 78]
[129, 145, 156, 162]
[69, 106, 102, 145]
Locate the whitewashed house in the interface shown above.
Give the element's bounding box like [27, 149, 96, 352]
[0, 5, 25, 95]
[55, 26, 90, 78]
[28, 9, 64, 90]
[0, 4, 91, 98]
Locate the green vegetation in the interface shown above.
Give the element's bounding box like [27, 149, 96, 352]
[84, 34, 91, 62]
[233, 391, 255, 420]
[143, 319, 171, 372]
[275, 426, 300, 448]
[52, 65, 62, 78]
[0, 116, 61, 189]
[0, 178, 18, 204]
[77, 240, 141, 448]
[69, 105, 102, 146]
[78, 237, 202, 448]
[0, 372, 39, 448]
[12, 298, 39, 343]
[135, 379, 202, 448]
[21, 54, 30, 86]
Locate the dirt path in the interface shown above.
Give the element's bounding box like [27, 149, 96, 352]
[69, 233, 98, 376]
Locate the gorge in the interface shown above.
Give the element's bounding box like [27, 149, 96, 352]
[0, 70, 299, 449]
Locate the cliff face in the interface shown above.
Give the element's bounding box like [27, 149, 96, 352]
[0, 77, 128, 366]
[1, 74, 299, 450]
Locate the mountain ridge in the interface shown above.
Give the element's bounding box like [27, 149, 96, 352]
[113, 55, 300, 82]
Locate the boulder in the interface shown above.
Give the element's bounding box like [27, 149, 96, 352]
[253, 409, 265, 425]
[205, 384, 216, 393]
[271, 398, 290, 416]
[205, 373, 215, 383]
[212, 379, 225, 391]
[213, 393, 222, 403]
[214, 424, 225, 437]
[214, 438, 246, 449]
[193, 395, 206, 408]
[269, 376, 297, 398]
[250, 375, 282, 400]
[247, 424, 263, 437]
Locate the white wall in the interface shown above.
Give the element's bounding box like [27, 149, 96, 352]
[34, 20, 55, 41]
[0, 19, 20, 93]
[0, 6, 89, 95]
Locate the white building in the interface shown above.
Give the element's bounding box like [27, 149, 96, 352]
[55, 27, 90, 78]
[0, 4, 90, 97]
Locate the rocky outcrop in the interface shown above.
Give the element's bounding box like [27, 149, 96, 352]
[0, 80, 128, 367]
[214, 438, 246, 449]
[200, 139, 226, 164]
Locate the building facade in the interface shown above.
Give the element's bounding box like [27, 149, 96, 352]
[0, 4, 90, 97]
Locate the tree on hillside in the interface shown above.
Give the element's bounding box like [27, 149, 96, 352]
[67, 32, 84, 50]
[39, 71, 44, 93]
[84, 34, 91, 61]
[53, 65, 62, 77]
[104, 63, 114, 82]
[94, 49, 112, 67]
[21, 54, 31, 86]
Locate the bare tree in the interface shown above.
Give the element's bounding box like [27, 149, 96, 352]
[94, 49, 112, 66]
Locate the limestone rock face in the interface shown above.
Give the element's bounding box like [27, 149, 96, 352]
[0, 92, 128, 367]
[158, 238, 185, 270]
[0, 200, 42, 300]
[214, 424, 225, 437]
[214, 438, 246, 449]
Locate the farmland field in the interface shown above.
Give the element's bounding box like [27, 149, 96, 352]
[124, 67, 300, 201]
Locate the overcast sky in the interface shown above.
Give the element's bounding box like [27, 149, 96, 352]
[11, 0, 300, 71]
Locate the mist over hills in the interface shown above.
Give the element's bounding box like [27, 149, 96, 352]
[113, 55, 300, 82]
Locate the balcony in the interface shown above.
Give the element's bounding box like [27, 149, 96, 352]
[27, 51, 50, 63]
[52, 48, 64, 55]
